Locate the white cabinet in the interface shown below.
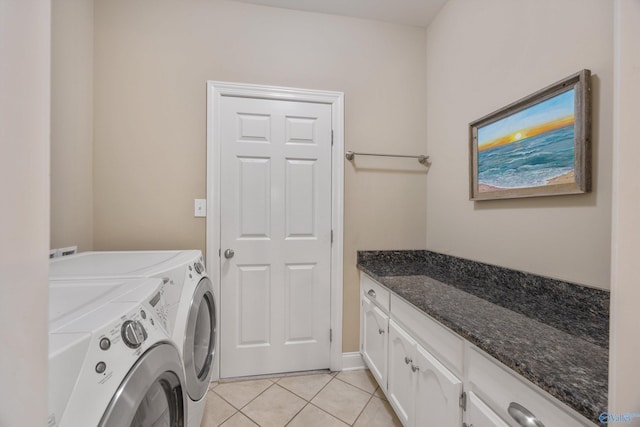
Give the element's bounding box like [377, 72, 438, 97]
[388, 320, 463, 427]
[361, 292, 388, 388]
[361, 269, 463, 427]
[387, 320, 415, 425]
[360, 272, 596, 427]
[414, 342, 463, 427]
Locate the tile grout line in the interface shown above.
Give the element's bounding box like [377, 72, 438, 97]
[333, 375, 378, 396]
[214, 374, 327, 427]
[278, 374, 333, 403]
[283, 401, 310, 427]
[351, 393, 376, 426]
[301, 401, 352, 426]
[239, 409, 260, 427]
[208, 390, 237, 427]
[237, 382, 281, 426]
[284, 374, 339, 426]
[313, 375, 377, 426]
[285, 375, 361, 426]
[345, 373, 380, 426]
[240, 381, 333, 427]
[210, 371, 383, 427]
[278, 376, 335, 426]
[212, 380, 276, 426]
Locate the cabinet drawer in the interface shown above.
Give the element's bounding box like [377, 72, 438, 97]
[391, 294, 464, 378]
[361, 273, 390, 313]
[465, 391, 510, 427]
[465, 346, 595, 427]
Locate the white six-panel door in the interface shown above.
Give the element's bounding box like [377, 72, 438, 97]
[218, 95, 333, 378]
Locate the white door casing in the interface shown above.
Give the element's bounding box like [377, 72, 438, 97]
[206, 82, 344, 379]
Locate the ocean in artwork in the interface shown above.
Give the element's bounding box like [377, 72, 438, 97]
[477, 89, 576, 191]
[478, 125, 575, 189]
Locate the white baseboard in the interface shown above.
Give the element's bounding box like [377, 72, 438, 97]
[341, 352, 366, 371]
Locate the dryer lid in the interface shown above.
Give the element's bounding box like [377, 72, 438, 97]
[49, 277, 162, 332]
[49, 250, 201, 280]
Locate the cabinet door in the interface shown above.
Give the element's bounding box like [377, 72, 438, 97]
[414, 343, 462, 427]
[362, 296, 388, 387]
[464, 391, 510, 427]
[388, 320, 416, 427]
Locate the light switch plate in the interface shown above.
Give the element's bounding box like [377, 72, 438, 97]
[194, 199, 207, 217]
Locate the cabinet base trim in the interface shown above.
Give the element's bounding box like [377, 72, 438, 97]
[342, 352, 366, 371]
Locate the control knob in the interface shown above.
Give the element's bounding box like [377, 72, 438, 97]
[121, 320, 148, 349]
[194, 261, 205, 275]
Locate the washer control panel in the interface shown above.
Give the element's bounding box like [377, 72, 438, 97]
[58, 294, 173, 427]
[149, 286, 169, 331]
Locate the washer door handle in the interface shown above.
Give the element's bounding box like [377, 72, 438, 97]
[224, 249, 235, 259]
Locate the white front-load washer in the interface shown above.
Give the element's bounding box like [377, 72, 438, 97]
[49, 277, 187, 427]
[49, 250, 216, 427]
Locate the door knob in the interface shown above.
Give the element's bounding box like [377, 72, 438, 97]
[224, 249, 235, 259]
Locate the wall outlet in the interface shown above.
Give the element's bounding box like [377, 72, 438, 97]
[194, 199, 207, 217]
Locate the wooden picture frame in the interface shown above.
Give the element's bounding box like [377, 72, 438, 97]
[469, 69, 591, 201]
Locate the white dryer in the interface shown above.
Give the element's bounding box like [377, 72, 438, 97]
[49, 277, 187, 427]
[49, 250, 216, 427]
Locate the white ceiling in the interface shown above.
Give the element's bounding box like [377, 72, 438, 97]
[228, 0, 448, 28]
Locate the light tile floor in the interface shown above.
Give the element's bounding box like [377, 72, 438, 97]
[200, 369, 402, 427]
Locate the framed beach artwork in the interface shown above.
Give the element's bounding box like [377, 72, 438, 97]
[469, 69, 591, 200]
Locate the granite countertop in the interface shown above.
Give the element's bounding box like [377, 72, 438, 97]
[357, 250, 609, 425]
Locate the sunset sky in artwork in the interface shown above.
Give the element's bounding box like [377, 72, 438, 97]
[478, 89, 575, 152]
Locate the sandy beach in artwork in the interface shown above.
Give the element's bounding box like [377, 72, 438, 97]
[479, 170, 575, 193]
[478, 183, 502, 193]
[546, 170, 575, 185]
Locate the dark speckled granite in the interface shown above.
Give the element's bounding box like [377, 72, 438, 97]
[357, 250, 609, 425]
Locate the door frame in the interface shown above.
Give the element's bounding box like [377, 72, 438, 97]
[205, 81, 344, 380]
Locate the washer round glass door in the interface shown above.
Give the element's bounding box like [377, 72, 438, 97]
[184, 276, 216, 400]
[99, 343, 186, 427]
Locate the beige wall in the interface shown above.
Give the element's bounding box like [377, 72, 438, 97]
[51, 0, 94, 252]
[93, 0, 427, 352]
[425, 0, 613, 289]
[0, 0, 50, 424]
[610, 0, 640, 419]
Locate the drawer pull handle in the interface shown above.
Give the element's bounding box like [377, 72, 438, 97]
[508, 402, 545, 427]
[411, 364, 420, 373]
[367, 289, 376, 298]
[378, 328, 385, 335]
[404, 356, 412, 365]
